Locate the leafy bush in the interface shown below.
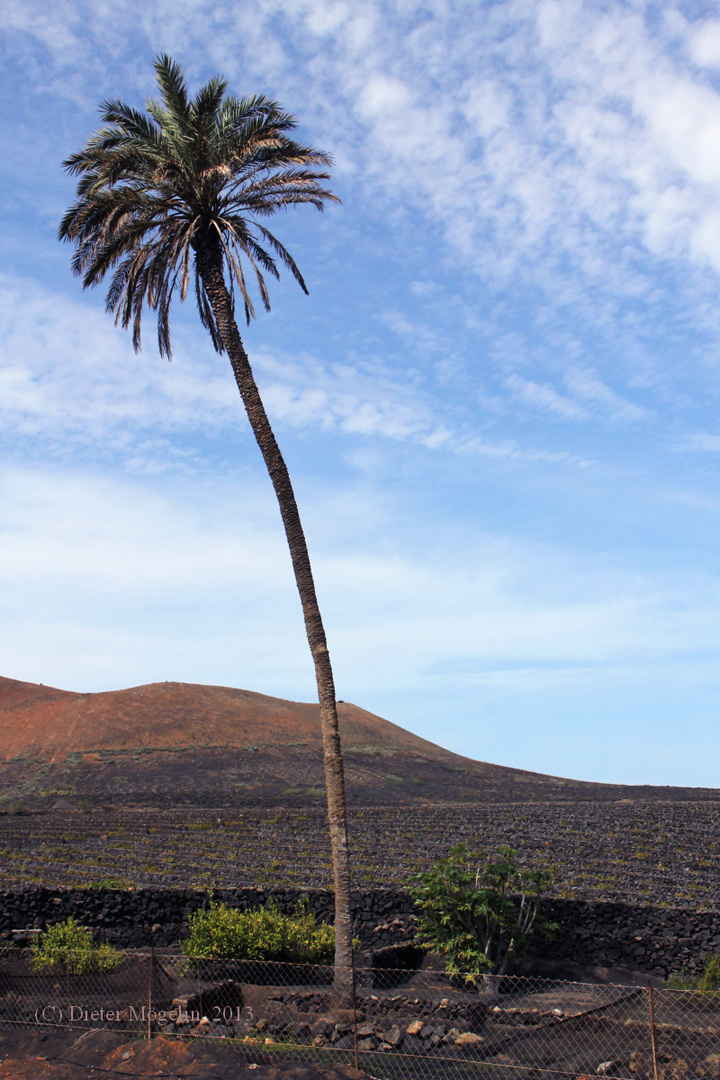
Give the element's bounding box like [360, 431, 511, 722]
[31, 918, 123, 974]
[667, 968, 695, 991]
[182, 899, 335, 963]
[668, 954, 720, 993]
[409, 844, 557, 983]
[697, 955, 720, 992]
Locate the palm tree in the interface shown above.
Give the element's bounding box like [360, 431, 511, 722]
[59, 55, 354, 998]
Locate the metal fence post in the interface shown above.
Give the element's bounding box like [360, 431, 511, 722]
[648, 979, 659, 1080]
[147, 945, 155, 1041]
[196, 958, 203, 1021]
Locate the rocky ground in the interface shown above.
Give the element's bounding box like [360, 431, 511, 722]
[1, 800, 718, 909]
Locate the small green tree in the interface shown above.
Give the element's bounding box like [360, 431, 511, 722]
[31, 918, 122, 975]
[668, 954, 720, 994]
[182, 900, 335, 963]
[409, 844, 556, 983]
[697, 955, 720, 993]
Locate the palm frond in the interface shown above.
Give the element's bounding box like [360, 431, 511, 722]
[153, 54, 190, 125]
[99, 100, 161, 144]
[192, 74, 228, 129]
[254, 224, 308, 293]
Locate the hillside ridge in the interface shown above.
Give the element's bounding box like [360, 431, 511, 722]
[0, 676, 716, 806]
[0, 676, 464, 763]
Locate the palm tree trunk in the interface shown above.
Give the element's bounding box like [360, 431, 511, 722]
[195, 238, 354, 1002]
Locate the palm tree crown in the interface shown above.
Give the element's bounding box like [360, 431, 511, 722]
[60, 54, 338, 354]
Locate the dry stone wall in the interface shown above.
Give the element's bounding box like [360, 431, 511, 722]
[1, 885, 719, 978]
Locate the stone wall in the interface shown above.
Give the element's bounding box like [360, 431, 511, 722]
[0, 885, 417, 952]
[2, 885, 719, 978]
[535, 897, 720, 977]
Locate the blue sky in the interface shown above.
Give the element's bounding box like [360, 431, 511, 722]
[3, 0, 720, 786]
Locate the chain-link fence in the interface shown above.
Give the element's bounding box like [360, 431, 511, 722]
[1, 949, 718, 1079]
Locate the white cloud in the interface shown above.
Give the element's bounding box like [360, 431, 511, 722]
[504, 368, 649, 425]
[687, 19, 720, 69]
[3, 275, 603, 469]
[0, 275, 450, 457]
[0, 463, 314, 692]
[563, 368, 650, 423]
[0, 276, 239, 458]
[5, 462, 720, 702]
[358, 74, 413, 118]
[679, 432, 720, 453]
[7, 0, 720, 318]
[256, 348, 441, 442]
[505, 374, 586, 421]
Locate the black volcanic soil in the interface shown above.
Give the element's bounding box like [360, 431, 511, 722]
[1, 800, 719, 909]
[0, 1028, 368, 1080]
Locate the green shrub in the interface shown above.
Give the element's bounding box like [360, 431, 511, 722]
[668, 968, 694, 990]
[182, 900, 335, 963]
[409, 843, 557, 983]
[698, 954, 720, 992]
[31, 918, 123, 974]
[668, 954, 720, 993]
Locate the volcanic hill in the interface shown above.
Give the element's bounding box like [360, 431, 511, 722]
[0, 676, 716, 808]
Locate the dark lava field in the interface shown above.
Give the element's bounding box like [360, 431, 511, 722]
[1, 800, 718, 909]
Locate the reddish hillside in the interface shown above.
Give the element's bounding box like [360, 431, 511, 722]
[0, 677, 454, 764]
[0, 676, 716, 807]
